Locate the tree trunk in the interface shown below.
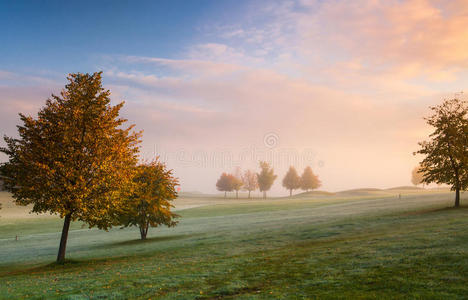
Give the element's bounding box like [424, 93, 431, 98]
[248, 190, 251, 199]
[140, 224, 148, 240]
[455, 187, 460, 208]
[263, 191, 266, 199]
[290, 189, 292, 197]
[224, 191, 226, 198]
[57, 213, 72, 263]
[236, 190, 238, 199]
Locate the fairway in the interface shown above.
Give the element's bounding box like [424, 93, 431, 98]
[1, 189, 467, 299]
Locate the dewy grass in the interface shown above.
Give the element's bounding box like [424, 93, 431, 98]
[0, 190, 467, 299]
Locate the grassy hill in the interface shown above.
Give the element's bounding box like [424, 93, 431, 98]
[0, 190, 467, 298]
[386, 185, 422, 191]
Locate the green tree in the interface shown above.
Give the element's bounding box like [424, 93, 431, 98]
[282, 166, 301, 196]
[257, 161, 277, 199]
[301, 166, 321, 192]
[216, 172, 234, 198]
[115, 160, 179, 240]
[0, 72, 141, 263]
[242, 169, 258, 198]
[415, 98, 468, 207]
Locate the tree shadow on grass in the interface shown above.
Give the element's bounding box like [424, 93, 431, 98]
[100, 233, 200, 248]
[402, 205, 468, 217]
[0, 259, 93, 277]
[0, 233, 203, 277]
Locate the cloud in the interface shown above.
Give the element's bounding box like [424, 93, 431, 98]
[0, 83, 62, 163]
[123, 55, 245, 77]
[3, 1, 467, 192]
[102, 60, 437, 192]
[210, 0, 468, 82]
[289, 0, 468, 80]
[320, 0, 468, 75]
[0, 70, 16, 80]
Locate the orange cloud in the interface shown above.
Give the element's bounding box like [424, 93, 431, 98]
[3, 1, 467, 193]
[298, 0, 468, 80]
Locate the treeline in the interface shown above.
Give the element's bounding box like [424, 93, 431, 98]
[283, 166, 321, 196]
[216, 163, 321, 198]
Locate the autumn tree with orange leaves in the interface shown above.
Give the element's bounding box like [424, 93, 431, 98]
[301, 166, 321, 192]
[242, 169, 258, 198]
[0, 72, 141, 263]
[216, 173, 235, 198]
[114, 160, 179, 240]
[282, 166, 301, 197]
[257, 161, 277, 199]
[415, 98, 468, 207]
[411, 165, 424, 187]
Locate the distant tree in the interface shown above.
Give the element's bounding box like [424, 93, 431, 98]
[415, 98, 468, 207]
[242, 169, 258, 198]
[0, 72, 141, 263]
[257, 161, 277, 199]
[232, 167, 243, 199]
[411, 166, 424, 187]
[114, 160, 179, 240]
[282, 166, 302, 196]
[300, 166, 322, 192]
[216, 173, 234, 198]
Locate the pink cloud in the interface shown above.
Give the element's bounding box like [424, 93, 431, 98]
[101, 61, 445, 192]
[3, 1, 467, 192]
[124, 54, 245, 77]
[302, 0, 468, 79]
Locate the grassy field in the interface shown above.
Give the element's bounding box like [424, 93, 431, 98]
[0, 188, 467, 299]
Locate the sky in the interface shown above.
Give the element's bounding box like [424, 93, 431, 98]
[1, 0, 468, 194]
